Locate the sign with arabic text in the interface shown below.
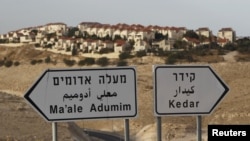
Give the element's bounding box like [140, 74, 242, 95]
[153, 65, 229, 116]
[24, 67, 137, 122]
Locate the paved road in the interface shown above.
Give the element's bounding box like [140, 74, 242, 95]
[83, 129, 124, 141]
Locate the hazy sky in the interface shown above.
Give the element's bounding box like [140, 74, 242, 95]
[1, 0, 250, 36]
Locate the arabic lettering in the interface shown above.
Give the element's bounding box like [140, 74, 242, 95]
[173, 86, 195, 97]
[63, 88, 91, 102]
[97, 90, 118, 101]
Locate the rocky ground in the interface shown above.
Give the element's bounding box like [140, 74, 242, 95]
[0, 45, 250, 141]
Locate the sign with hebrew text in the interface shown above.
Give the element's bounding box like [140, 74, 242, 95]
[153, 65, 229, 116]
[24, 67, 137, 122]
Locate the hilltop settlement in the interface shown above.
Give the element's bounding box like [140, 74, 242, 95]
[0, 22, 239, 55]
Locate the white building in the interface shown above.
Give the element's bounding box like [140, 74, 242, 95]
[217, 27, 236, 42]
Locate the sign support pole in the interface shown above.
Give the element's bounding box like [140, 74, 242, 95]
[196, 115, 202, 141]
[157, 116, 162, 141]
[124, 119, 130, 141]
[52, 122, 58, 141]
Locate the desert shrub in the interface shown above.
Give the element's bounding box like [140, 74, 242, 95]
[155, 48, 168, 56]
[119, 52, 131, 60]
[63, 58, 75, 67]
[45, 56, 51, 64]
[14, 61, 20, 66]
[190, 48, 207, 56]
[34, 43, 40, 47]
[78, 59, 86, 66]
[224, 43, 236, 51]
[99, 48, 112, 54]
[179, 51, 195, 61]
[237, 46, 250, 54]
[136, 50, 147, 58]
[96, 57, 109, 66]
[4, 60, 13, 67]
[117, 60, 128, 66]
[218, 49, 226, 55]
[186, 55, 195, 62]
[66, 47, 71, 52]
[84, 57, 95, 65]
[30, 59, 37, 65]
[165, 54, 177, 64]
[0, 60, 4, 67]
[71, 47, 77, 56]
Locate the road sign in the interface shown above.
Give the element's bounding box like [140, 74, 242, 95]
[24, 67, 137, 122]
[153, 65, 229, 116]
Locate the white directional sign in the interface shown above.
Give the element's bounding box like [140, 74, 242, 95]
[24, 67, 137, 122]
[153, 65, 229, 116]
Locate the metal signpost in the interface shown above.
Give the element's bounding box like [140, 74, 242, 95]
[24, 67, 137, 141]
[153, 65, 229, 141]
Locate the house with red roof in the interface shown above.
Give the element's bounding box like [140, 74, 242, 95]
[114, 39, 126, 53]
[217, 27, 236, 42]
[217, 38, 229, 47]
[45, 22, 67, 34]
[112, 27, 130, 40]
[182, 37, 200, 47]
[78, 22, 101, 32]
[96, 24, 113, 38]
[196, 27, 212, 38]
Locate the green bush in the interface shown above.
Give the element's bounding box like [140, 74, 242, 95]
[30, 59, 37, 65]
[45, 56, 51, 64]
[78, 59, 86, 66]
[14, 61, 20, 66]
[34, 43, 40, 47]
[96, 57, 109, 67]
[190, 48, 207, 56]
[136, 50, 147, 57]
[237, 46, 250, 53]
[72, 47, 77, 56]
[165, 54, 177, 64]
[84, 57, 95, 65]
[218, 49, 226, 55]
[99, 48, 112, 54]
[63, 58, 76, 67]
[119, 52, 131, 60]
[0, 60, 4, 67]
[4, 60, 13, 67]
[117, 60, 128, 66]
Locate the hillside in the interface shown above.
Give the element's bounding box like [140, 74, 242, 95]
[0, 44, 250, 141]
